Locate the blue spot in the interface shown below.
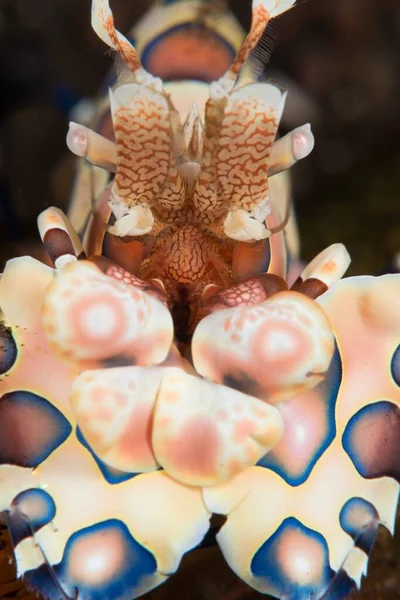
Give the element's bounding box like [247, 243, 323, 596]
[342, 401, 400, 482]
[8, 489, 56, 546]
[340, 498, 379, 556]
[76, 428, 139, 485]
[26, 520, 158, 600]
[0, 323, 17, 375]
[0, 391, 72, 467]
[321, 570, 357, 600]
[391, 345, 400, 387]
[258, 345, 342, 486]
[24, 564, 68, 600]
[251, 517, 355, 600]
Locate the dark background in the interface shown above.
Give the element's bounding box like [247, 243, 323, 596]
[0, 3, 399, 597]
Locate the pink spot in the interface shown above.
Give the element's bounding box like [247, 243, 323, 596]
[97, 407, 113, 421]
[271, 389, 327, 479]
[277, 527, 325, 583]
[69, 293, 127, 357]
[61, 290, 72, 300]
[115, 394, 128, 409]
[69, 527, 126, 584]
[117, 403, 157, 466]
[224, 317, 232, 332]
[230, 332, 242, 344]
[216, 409, 228, 422]
[252, 320, 313, 388]
[161, 415, 220, 478]
[90, 386, 107, 404]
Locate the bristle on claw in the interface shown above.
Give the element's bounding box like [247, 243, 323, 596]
[219, 0, 296, 90]
[242, 20, 281, 82]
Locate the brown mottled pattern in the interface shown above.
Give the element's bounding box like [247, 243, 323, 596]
[113, 92, 171, 203]
[217, 96, 278, 210]
[193, 97, 227, 214]
[103, 12, 141, 73]
[113, 91, 186, 211]
[164, 226, 209, 284]
[228, 5, 270, 78]
[201, 273, 288, 314]
[159, 152, 187, 211]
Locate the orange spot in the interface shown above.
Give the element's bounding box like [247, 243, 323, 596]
[163, 390, 179, 404]
[235, 320, 244, 332]
[230, 332, 242, 344]
[131, 290, 141, 302]
[321, 260, 336, 274]
[115, 394, 127, 409]
[157, 416, 172, 429]
[245, 444, 260, 463]
[227, 458, 242, 477]
[253, 404, 268, 419]
[224, 317, 232, 332]
[137, 308, 145, 324]
[233, 419, 257, 444]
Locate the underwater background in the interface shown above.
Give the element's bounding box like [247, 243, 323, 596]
[0, 0, 399, 598]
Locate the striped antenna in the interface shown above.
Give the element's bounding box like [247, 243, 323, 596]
[219, 0, 295, 91]
[91, 0, 151, 81]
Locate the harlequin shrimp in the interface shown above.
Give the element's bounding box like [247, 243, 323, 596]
[0, 1, 399, 599]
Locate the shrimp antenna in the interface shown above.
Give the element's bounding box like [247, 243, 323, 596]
[218, 0, 296, 91]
